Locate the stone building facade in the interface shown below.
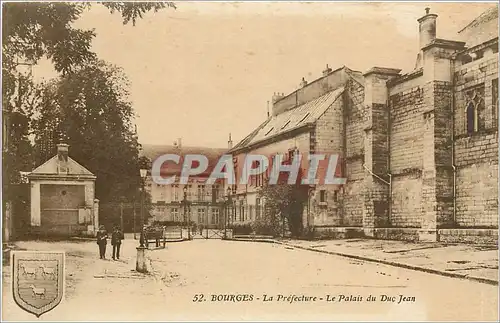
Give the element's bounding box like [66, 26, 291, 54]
[141, 141, 228, 228]
[229, 8, 498, 243]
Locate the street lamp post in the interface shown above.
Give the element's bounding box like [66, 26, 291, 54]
[139, 169, 148, 247]
[182, 186, 190, 239]
[136, 168, 148, 273]
[133, 200, 137, 240]
[222, 194, 226, 233]
[224, 187, 232, 239]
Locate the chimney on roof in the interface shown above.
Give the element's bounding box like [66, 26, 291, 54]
[300, 77, 308, 88]
[417, 7, 438, 49]
[57, 143, 69, 174]
[272, 92, 285, 104]
[267, 101, 270, 118]
[177, 138, 182, 148]
[322, 64, 333, 76]
[228, 133, 233, 149]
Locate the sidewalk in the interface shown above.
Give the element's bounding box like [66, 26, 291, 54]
[2, 239, 169, 321]
[275, 238, 499, 285]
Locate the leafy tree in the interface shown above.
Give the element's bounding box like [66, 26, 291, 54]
[32, 60, 143, 203]
[2, 2, 174, 218]
[2, 2, 176, 75]
[258, 182, 308, 238]
[138, 155, 152, 170]
[257, 162, 308, 238]
[2, 70, 42, 200]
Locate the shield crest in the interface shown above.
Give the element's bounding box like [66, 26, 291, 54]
[11, 251, 65, 317]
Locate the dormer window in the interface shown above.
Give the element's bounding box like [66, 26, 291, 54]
[281, 120, 291, 129]
[297, 113, 310, 125]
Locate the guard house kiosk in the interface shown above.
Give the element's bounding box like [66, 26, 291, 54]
[28, 143, 98, 237]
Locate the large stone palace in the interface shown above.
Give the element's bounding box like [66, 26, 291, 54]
[141, 140, 228, 228]
[228, 7, 499, 243]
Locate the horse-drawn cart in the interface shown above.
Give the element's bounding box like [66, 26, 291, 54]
[143, 226, 167, 249]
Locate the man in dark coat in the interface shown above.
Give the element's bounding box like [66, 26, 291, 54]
[111, 226, 124, 260]
[96, 225, 108, 259]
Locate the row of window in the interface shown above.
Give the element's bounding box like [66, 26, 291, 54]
[163, 190, 341, 224]
[243, 148, 299, 187]
[169, 207, 220, 224]
[319, 190, 338, 203]
[235, 201, 265, 222]
[152, 184, 221, 202]
[262, 113, 311, 138]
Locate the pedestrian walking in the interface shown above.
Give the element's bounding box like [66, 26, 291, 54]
[96, 225, 108, 259]
[111, 225, 124, 260]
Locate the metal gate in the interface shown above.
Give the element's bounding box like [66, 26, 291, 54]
[192, 228, 226, 239]
[189, 204, 235, 240]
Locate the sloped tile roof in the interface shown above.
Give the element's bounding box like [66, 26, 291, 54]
[28, 156, 95, 179]
[229, 119, 271, 152]
[140, 144, 227, 177]
[458, 6, 499, 48]
[232, 86, 344, 151]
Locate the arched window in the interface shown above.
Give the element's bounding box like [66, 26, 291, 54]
[464, 86, 484, 135]
[466, 101, 476, 135]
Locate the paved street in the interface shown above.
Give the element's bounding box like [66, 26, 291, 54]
[2, 239, 498, 321]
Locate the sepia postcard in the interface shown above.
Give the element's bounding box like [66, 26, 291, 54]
[1, 1, 499, 321]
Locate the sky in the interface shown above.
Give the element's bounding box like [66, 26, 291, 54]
[32, 1, 498, 149]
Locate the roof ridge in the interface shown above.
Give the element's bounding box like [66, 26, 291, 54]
[458, 6, 498, 34]
[281, 85, 345, 112]
[141, 143, 227, 150]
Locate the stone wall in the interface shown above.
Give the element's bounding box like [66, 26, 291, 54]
[362, 68, 401, 236]
[453, 53, 498, 228]
[342, 78, 365, 226]
[390, 172, 422, 227]
[310, 94, 344, 226]
[228, 39, 498, 243]
[388, 82, 424, 227]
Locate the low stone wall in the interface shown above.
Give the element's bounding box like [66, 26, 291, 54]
[232, 234, 274, 240]
[308, 226, 498, 245]
[311, 227, 364, 240]
[373, 228, 420, 242]
[438, 228, 498, 244]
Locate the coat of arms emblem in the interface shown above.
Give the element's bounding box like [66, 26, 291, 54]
[11, 251, 65, 317]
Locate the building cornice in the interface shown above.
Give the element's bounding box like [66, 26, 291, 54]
[457, 37, 499, 56]
[387, 68, 423, 87]
[422, 38, 466, 51]
[363, 67, 402, 77]
[27, 173, 96, 181]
